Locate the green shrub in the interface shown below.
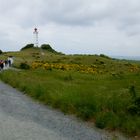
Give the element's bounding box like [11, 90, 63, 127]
[40, 44, 63, 54]
[77, 106, 94, 120]
[127, 104, 138, 115]
[127, 85, 140, 115]
[75, 99, 97, 120]
[0, 49, 3, 54]
[19, 62, 30, 69]
[100, 54, 111, 59]
[129, 85, 136, 99]
[41, 44, 56, 53]
[95, 112, 117, 129]
[121, 118, 138, 135]
[100, 61, 105, 64]
[21, 44, 34, 51]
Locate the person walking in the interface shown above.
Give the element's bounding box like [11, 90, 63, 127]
[8, 56, 13, 67]
[0, 60, 4, 70]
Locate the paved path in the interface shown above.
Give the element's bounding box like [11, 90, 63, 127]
[0, 81, 128, 140]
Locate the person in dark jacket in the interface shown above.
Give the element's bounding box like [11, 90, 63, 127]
[0, 60, 4, 70]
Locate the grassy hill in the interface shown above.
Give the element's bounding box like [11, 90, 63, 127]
[0, 47, 140, 138]
[2, 47, 139, 70]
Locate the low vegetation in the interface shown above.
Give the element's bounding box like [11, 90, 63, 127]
[41, 44, 57, 53]
[20, 43, 34, 51]
[0, 47, 140, 138]
[0, 49, 3, 54]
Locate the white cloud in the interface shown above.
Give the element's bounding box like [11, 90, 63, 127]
[0, 0, 140, 56]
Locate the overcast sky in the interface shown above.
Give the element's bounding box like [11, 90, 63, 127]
[0, 0, 140, 56]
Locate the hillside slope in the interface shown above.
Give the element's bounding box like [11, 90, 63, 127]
[0, 48, 140, 138]
[1, 47, 140, 75]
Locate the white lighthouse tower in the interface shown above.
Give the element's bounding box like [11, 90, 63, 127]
[33, 28, 39, 47]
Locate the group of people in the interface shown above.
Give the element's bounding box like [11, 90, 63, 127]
[0, 56, 13, 70]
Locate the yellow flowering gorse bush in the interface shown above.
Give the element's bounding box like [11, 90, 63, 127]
[31, 62, 97, 74]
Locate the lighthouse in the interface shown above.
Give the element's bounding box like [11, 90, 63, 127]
[33, 28, 39, 47]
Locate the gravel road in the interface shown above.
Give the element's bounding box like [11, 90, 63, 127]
[0, 81, 130, 140]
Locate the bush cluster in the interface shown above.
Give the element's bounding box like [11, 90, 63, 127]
[127, 85, 140, 115]
[0, 49, 3, 54]
[21, 44, 34, 51]
[100, 54, 111, 59]
[19, 62, 30, 69]
[41, 44, 56, 53]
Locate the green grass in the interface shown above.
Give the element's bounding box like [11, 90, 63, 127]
[0, 68, 140, 137]
[0, 48, 140, 137]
